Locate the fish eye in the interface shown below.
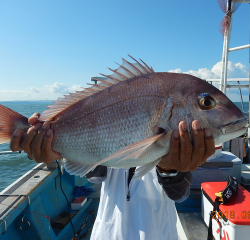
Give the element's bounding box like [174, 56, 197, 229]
[198, 93, 216, 110]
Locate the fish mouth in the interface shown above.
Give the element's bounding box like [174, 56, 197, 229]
[219, 118, 248, 134]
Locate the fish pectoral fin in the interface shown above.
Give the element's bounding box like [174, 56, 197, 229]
[85, 134, 164, 174]
[133, 158, 162, 180]
[117, 143, 154, 162]
[64, 160, 94, 177]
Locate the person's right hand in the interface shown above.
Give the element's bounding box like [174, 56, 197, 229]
[158, 120, 215, 172]
[10, 113, 61, 163]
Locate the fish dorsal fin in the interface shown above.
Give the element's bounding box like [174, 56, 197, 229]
[40, 56, 154, 121]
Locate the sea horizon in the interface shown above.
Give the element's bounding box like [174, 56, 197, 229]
[0, 100, 53, 104]
[0, 100, 249, 103]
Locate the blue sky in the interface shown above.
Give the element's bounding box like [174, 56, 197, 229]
[0, 0, 249, 102]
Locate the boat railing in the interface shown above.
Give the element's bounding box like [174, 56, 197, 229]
[206, 78, 249, 89]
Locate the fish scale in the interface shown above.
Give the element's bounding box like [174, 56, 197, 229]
[0, 56, 247, 179]
[53, 96, 165, 167]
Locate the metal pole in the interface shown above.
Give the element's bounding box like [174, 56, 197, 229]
[220, 0, 234, 94]
[229, 44, 250, 52]
[221, 0, 234, 151]
[248, 2, 250, 163]
[237, 81, 245, 112]
[207, 78, 249, 82]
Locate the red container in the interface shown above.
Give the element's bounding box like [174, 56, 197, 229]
[201, 182, 250, 240]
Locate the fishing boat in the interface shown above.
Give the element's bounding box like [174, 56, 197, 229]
[1, 1, 250, 240]
[0, 159, 101, 240]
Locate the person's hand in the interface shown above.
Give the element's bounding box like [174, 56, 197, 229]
[158, 120, 215, 172]
[10, 113, 61, 163]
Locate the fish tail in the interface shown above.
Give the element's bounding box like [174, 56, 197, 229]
[0, 104, 29, 144]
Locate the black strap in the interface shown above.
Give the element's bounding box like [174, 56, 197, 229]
[207, 176, 238, 240]
[128, 167, 136, 187]
[207, 197, 220, 240]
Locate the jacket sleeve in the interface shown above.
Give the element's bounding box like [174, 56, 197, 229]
[85, 166, 108, 184]
[156, 170, 193, 203]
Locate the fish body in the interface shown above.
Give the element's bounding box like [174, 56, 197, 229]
[52, 73, 172, 166]
[0, 56, 247, 178]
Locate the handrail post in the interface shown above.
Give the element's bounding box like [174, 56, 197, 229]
[220, 0, 234, 94]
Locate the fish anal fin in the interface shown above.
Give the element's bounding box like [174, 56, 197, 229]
[64, 160, 94, 177]
[133, 158, 162, 180]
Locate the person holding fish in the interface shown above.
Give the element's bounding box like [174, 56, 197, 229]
[9, 115, 215, 240]
[2, 56, 247, 240]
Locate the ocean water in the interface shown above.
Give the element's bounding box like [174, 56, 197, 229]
[0, 101, 249, 192]
[0, 101, 53, 192]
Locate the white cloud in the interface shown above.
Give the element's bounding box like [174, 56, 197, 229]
[0, 90, 34, 101]
[0, 90, 25, 93]
[0, 82, 90, 101]
[210, 61, 222, 77]
[68, 85, 82, 93]
[0, 62, 248, 101]
[30, 87, 40, 93]
[168, 68, 182, 73]
[211, 61, 247, 77]
[168, 61, 249, 103]
[169, 61, 248, 79]
[44, 82, 69, 94]
[235, 62, 247, 73]
[186, 68, 218, 79]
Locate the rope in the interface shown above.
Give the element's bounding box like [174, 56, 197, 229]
[0, 202, 50, 222]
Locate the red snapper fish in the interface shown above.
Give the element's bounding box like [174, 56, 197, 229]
[0, 56, 247, 179]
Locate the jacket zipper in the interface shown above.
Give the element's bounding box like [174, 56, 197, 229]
[127, 190, 131, 201]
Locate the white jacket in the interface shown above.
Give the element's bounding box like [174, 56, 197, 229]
[90, 168, 179, 240]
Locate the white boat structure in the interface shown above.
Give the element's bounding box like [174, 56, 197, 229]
[1, 1, 250, 240]
[176, 1, 250, 239]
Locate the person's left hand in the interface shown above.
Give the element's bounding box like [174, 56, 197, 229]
[158, 120, 215, 172]
[10, 113, 61, 163]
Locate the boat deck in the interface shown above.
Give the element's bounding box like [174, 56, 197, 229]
[178, 212, 208, 240]
[0, 162, 100, 240]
